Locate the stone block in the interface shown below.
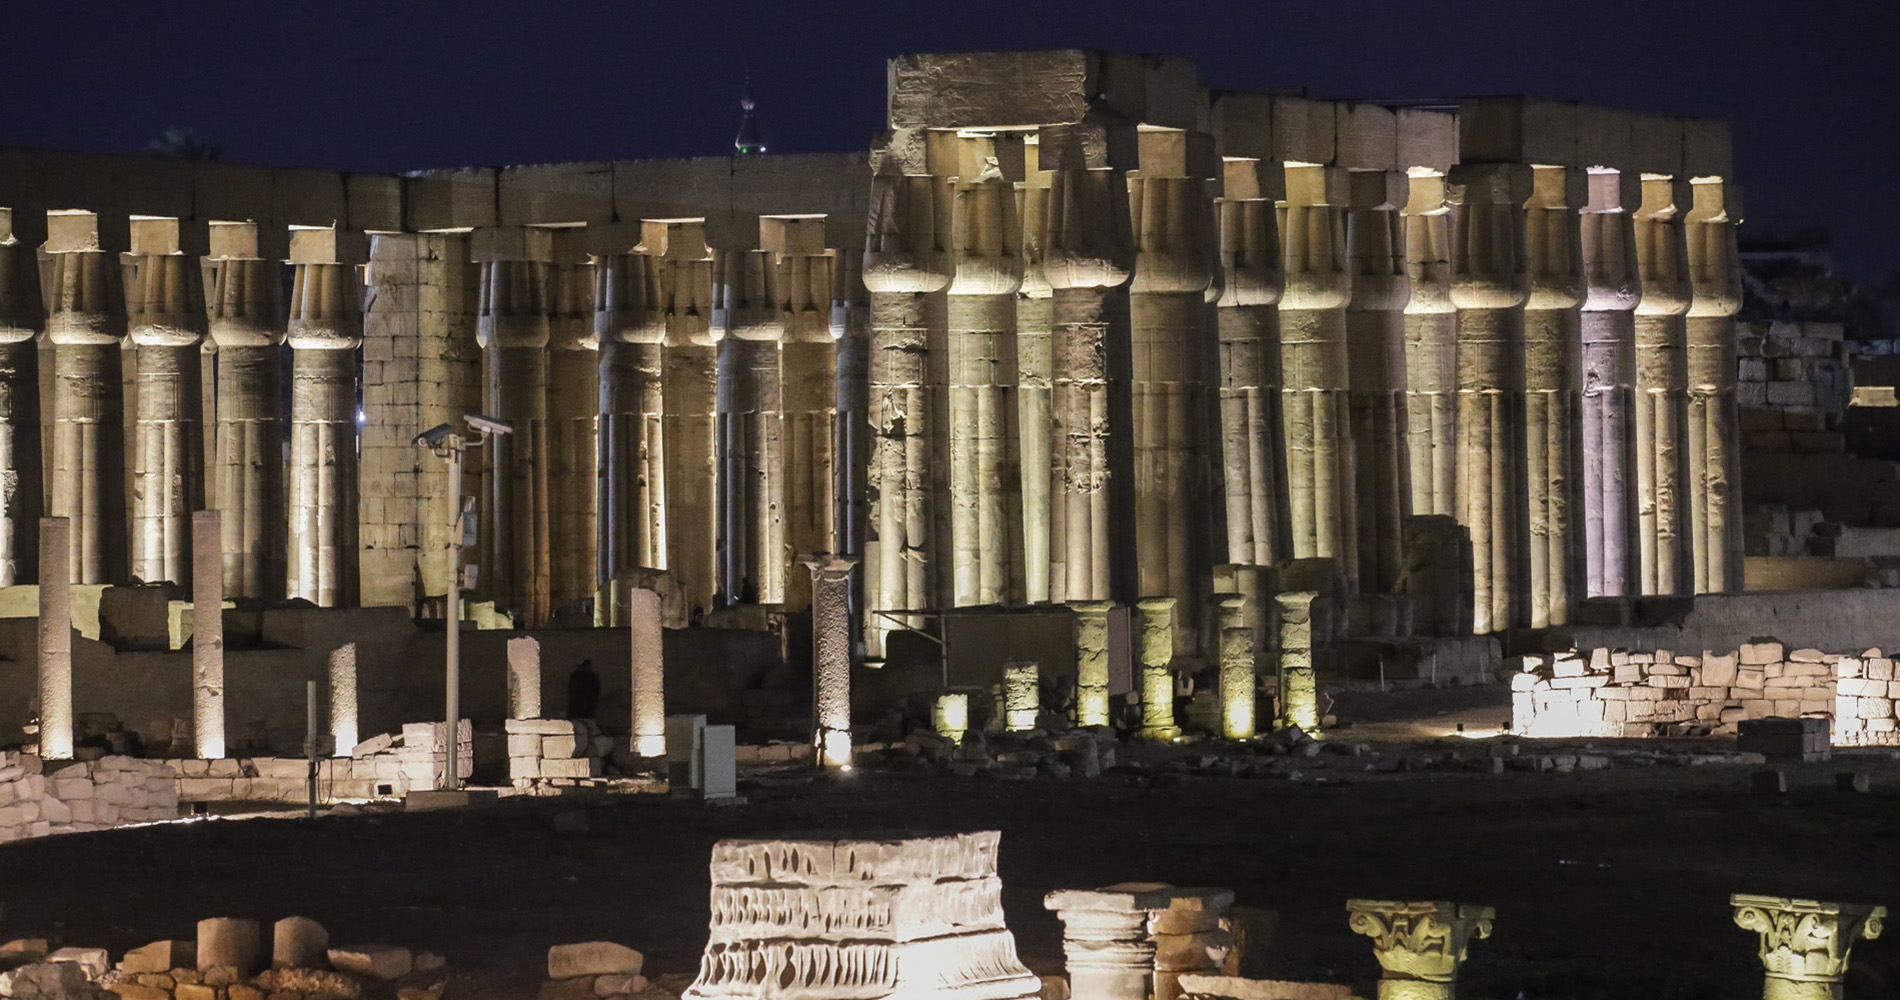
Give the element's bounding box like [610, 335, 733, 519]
[548, 943, 643, 980]
[273, 917, 329, 969]
[543, 735, 582, 759]
[1740, 642, 1784, 665]
[327, 945, 412, 981]
[50, 947, 109, 979]
[593, 973, 648, 997]
[1700, 654, 1737, 687]
[196, 919, 261, 974]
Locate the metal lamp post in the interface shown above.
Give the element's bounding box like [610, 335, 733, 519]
[414, 414, 512, 790]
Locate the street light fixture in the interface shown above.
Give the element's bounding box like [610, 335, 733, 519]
[413, 414, 513, 790]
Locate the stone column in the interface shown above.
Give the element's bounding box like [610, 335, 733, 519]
[1003, 661, 1039, 732]
[1633, 177, 1693, 597]
[1276, 590, 1319, 732]
[770, 217, 838, 612]
[1044, 887, 1167, 1000]
[286, 228, 363, 607]
[652, 221, 719, 619]
[191, 510, 224, 758]
[831, 249, 870, 565]
[1579, 169, 1642, 597]
[947, 137, 1025, 608]
[1018, 165, 1055, 605]
[1216, 160, 1288, 567]
[206, 223, 285, 600]
[37, 516, 72, 760]
[1346, 900, 1494, 1000]
[1686, 177, 1744, 594]
[506, 635, 541, 719]
[804, 555, 856, 768]
[1404, 173, 1457, 520]
[1345, 171, 1412, 594]
[1522, 167, 1587, 628]
[1042, 128, 1136, 603]
[43, 211, 128, 585]
[1070, 599, 1114, 727]
[1129, 138, 1218, 639]
[715, 246, 786, 606]
[1136, 596, 1178, 740]
[0, 209, 40, 587]
[629, 585, 665, 757]
[126, 219, 207, 586]
[1213, 593, 1255, 739]
[328, 642, 357, 756]
[1732, 894, 1886, 1000]
[932, 692, 969, 741]
[862, 163, 951, 653]
[594, 247, 667, 610]
[1279, 166, 1356, 582]
[546, 229, 598, 620]
[474, 227, 553, 625]
[1448, 164, 1532, 634]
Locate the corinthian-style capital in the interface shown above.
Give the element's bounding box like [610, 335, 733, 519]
[1347, 899, 1495, 984]
[1732, 894, 1885, 987]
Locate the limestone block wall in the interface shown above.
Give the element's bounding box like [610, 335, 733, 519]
[0, 752, 178, 842]
[1511, 641, 1900, 746]
[505, 717, 609, 786]
[173, 722, 472, 802]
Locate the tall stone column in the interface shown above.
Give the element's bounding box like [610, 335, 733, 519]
[1070, 599, 1114, 727]
[1136, 595, 1178, 740]
[1129, 142, 1217, 641]
[863, 163, 951, 652]
[1686, 177, 1744, 594]
[1522, 167, 1587, 628]
[474, 227, 553, 625]
[1018, 166, 1055, 604]
[1044, 887, 1167, 1000]
[1732, 894, 1885, 1000]
[715, 247, 786, 606]
[37, 516, 72, 760]
[0, 208, 41, 586]
[652, 221, 719, 618]
[1213, 593, 1255, 739]
[1448, 164, 1531, 634]
[206, 223, 284, 600]
[506, 635, 541, 718]
[804, 555, 856, 768]
[328, 642, 357, 755]
[1579, 169, 1642, 597]
[126, 219, 207, 586]
[771, 217, 839, 612]
[947, 140, 1025, 608]
[1346, 900, 1494, 1000]
[1279, 166, 1356, 582]
[628, 586, 665, 757]
[546, 229, 598, 620]
[1043, 131, 1136, 603]
[1345, 171, 1412, 594]
[286, 227, 364, 607]
[830, 249, 869, 563]
[1216, 161, 1288, 567]
[1404, 174, 1457, 520]
[1276, 590, 1319, 732]
[191, 510, 223, 758]
[594, 248, 667, 608]
[1632, 177, 1693, 596]
[43, 211, 128, 584]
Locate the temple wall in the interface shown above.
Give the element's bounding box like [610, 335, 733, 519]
[1512, 640, 1900, 747]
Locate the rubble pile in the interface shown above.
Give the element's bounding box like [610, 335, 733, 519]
[97, 917, 446, 1000]
[538, 943, 647, 1000]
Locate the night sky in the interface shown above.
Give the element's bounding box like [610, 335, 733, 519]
[3, 0, 1894, 279]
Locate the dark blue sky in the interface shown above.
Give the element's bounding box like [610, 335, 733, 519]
[3, 0, 1893, 278]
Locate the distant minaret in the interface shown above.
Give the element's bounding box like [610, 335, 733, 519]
[734, 82, 766, 155]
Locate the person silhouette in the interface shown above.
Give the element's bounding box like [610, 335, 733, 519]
[567, 659, 601, 720]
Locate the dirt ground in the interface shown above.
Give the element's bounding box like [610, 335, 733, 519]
[1, 739, 1896, 1000]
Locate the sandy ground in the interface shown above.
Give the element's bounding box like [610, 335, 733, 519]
[0, 703, 1895, 1000]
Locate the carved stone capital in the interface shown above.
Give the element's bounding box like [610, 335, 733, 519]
[1732, 894, 1885, 986]
[1347, 900, 1494, 984]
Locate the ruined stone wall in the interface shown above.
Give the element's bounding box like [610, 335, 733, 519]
[0, 752, 178, 842]
[1512, 640, 1900, 746]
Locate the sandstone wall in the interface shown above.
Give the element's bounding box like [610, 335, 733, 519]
[0, 753, 178, 842]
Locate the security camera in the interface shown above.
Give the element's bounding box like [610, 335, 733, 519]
[414, 423, 454, 448]
[465, 414, 514, 437]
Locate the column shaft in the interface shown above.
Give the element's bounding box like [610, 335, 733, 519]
[947, 290, 1022, 607]
[1018, 177, 1055, 605]
[664, 341, 719, 614]
[285, 240, 363, 607]
[594, 252, 668, 603]
[0, 213, 40, 586]
[1345, 181, 1411, 595]
[1404, 178, 1458, 519]
[1280, 190, 1356, 581]
[1522, 168, 1586, 628]
[1633, 178, 1692, 596]
[1686, 178, 1744, 594]
[547, 240, 598, 619]
[44, 222, 128, 585]
[806, 556, 856, 767]
[37, 516, 72, 759]
[629, 586, 665, 756]
[127, 240, 206, 586]
[1136, 596, 1178, 739]
[191, 510, 223, 758]
[1579, 171, 1642, 598]
[1071, 600, 1113, 727]
[477, 247, 553, 625]
[1216, 193, 1287, 567]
